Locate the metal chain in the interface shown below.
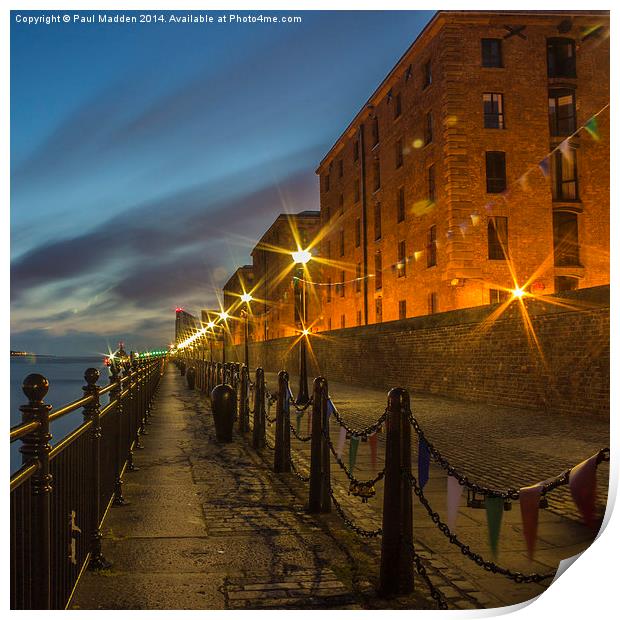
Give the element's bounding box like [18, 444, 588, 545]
[410, 546, 450, 610]
[325, 431, 386, 486]
[329, 487, 383, 538]
[328, 399, 388, 438]
[408, 410, 610, 500]
[290, 458, 310, 482]
[289, 421, 312, 442]
[409, 473, 555, 584]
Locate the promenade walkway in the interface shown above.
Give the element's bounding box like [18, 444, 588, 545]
[71, 368, 431, 609]
[72, 366, 608, 610]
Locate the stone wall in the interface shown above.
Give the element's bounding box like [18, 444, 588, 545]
[223, 286, 609, 417]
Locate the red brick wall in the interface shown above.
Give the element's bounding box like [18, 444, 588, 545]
[227, 285, 609, 417]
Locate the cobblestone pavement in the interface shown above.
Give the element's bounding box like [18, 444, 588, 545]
[71, 369, 433, 610]
[263, 372, 610, 609]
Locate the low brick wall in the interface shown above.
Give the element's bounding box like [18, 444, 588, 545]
[224, 286, 609, 417]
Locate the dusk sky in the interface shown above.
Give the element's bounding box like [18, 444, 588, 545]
[10, 9, 434, 355]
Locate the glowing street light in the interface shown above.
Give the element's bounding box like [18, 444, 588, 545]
[240, 293, 253, 368]
[512, 287, 526, 299]
[291, 249, 312, 265]
[219, 310, 230, 321]
[240, 292, 253, 304]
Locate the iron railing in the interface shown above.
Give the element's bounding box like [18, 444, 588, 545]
[10, 354, 167, 610]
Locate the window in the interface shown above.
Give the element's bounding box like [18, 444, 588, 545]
[353, 140, 359, 162]
[399, 300, 407, 320]
[341, 314, 346, 329]
[397, 187, 405, 223]
[547, 38, 576, 78]
[483, 93, 505, 129]
[549, 89, 576, 136]
[488, 216, 508, 260]
[324, 173, 330, 192]
[327, 277, 332, 302]
[428, 164, 436, 202]
[340, 270, 346, 296]
[552, 148, 578, 201]
[397, 241, 406, 277]
[427, 225, 437, 267]
[424, 112, 433, 145]
[374, 202, 382, 240]
[355, 218, 361, 247]
[555, 276, 579, 292]
[339, 193, 344, 214]
[356, 263, 362, 292]
[489, 288, 510, 304]
[486, 151, 506, 193]
[376, 297, 383, 323]
[375, 252, 383, 289]
[373, 159, 381, 191]
[354, 179, 360, 203]
[428, 292, 438, 315]
[339, 229, 345, 256]
[357, 310, 362, 326]
[481, 38, 502, 68]
[423, 60, 432, 88]
[324, 204, 330, 221]
[338, 159, 343, 178]
[553, 212, 580, 266]
[372, 116, 380, 146]
[394, 92, 402, 118]
[395, 138, 404, 168]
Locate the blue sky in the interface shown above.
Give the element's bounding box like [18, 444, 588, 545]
[10, 9, 434, 354]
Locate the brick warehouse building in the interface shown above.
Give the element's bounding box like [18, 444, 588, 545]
[316, 10, 609, 330]
[250, 211, 321, 342]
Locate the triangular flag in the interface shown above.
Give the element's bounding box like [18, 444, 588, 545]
[519, 484, 543, 559]
[485, 496, 504, 557]
[569, 453, 599, 529]
[349, 437, 360, 472]
[447, 476, 463, 532]
[336, 426, 347, 458]
[418, 438, 430, 489]
[538, 157, 550, 177]
[518, 171, 531, 192]
[559, 139, 572, 159]
[369, 433, 378, 471]
[326, 399, 335, 419]
[584, 116, 600, 141]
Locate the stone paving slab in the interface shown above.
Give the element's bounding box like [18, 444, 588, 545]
[72, 368, 435, 610]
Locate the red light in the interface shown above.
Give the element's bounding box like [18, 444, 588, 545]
[175, 307, 184, 313]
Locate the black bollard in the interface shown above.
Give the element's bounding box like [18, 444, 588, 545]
[211, 384, 236, 442]
[186, 366, 196, 390]
[179, 360, 186, 376]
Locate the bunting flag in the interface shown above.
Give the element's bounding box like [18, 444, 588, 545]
[349, 437, 360, 473]
[446, 475, 463, 532]
[584, 116, 600, 141]
[369, 433, 378, 471]
[518, 171, 531, 192]
[538, 157, 550, 177]
[418, 438, 431, 489]
[336, 426, 347, 459]
[559, 138, 572, 158]
[569, 453, 599, 529]
[485, 496, 504, 557]
[326, 399, 335, 420]
[519, 484, 543, 559]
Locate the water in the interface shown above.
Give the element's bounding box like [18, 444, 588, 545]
[10, 355, 109, 473]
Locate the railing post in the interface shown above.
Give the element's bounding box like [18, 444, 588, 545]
[307, 377, 331, 513]
[379, 388, 413, 597]
[273, 370, 291, 473]
[133, 362, 145, 449]
[110, 365, 126, 506]
[238, 365, 250, 434]
[83, 368, 111, 570]
[19, 373, 52, 610]
[125, 363, 139, 472]
[252, 367, 265, 449]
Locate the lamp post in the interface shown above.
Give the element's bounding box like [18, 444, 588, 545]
[240, 292, 253, 369]
[218, 310, 229, 365]
[291, 249, 312, 405]
[207, 321, 216, 363]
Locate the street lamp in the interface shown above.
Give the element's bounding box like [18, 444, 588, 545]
[218, 310, 229, 365]
[292, 249, 312, 405]
[240, 292, 253, 368]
